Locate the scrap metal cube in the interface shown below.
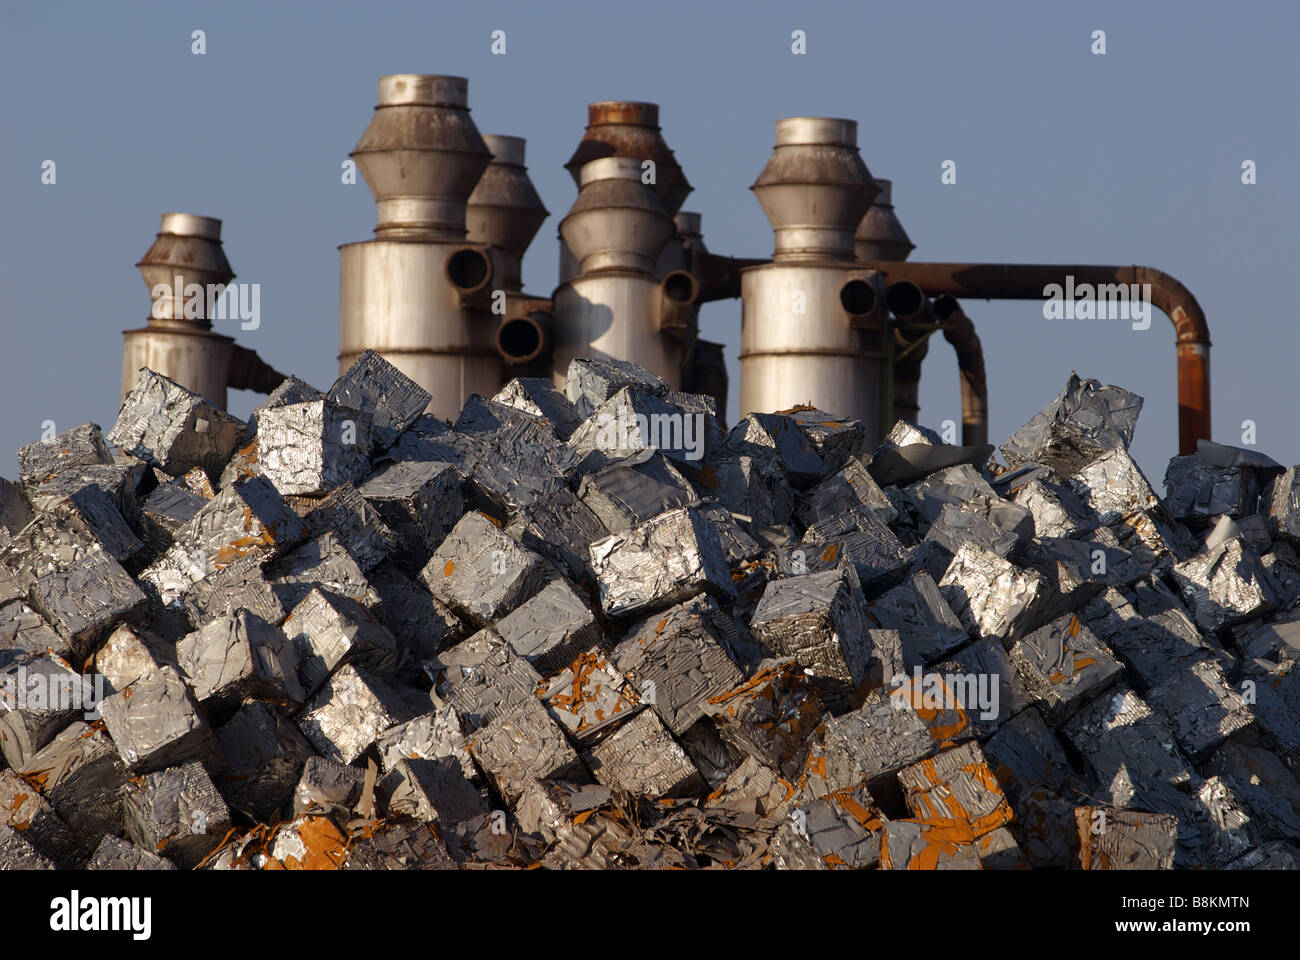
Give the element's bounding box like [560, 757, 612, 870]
[492, 377, 581, 441]
[577, 450, 698, 533]
[420, 511, 551, 625]
[380, 756, 488, 825]
[1066, 446, 1161, 526]
[177, 609, 305, 720]
[539, 647, 642, 742]
[108, 369, 247, 478]
[16, 720, 127, 840]
[707, 660, 824, 779]
[467, 695, 587, 806]
[999, 372, 1142, 476]
[99, 665, 221, 773]
[0, 824, 54, 870]
[938, 541, 1047, 642]
[1147, 658, 1253, 761]
[281, 587, 398, 696]
[327, 349, 431, 449]
[18, 421, 113, 488]
[123, 759, 232, 868]
[179, 552, 285, 629]
[1009, 477, 1097, 539]
[777, 784, 885, 870]
[492, 576, 602, 676]
[897, 742, 1014, 837]
[0, 652, 98, 768]
[0, 599, 68, 666]
[506, 487, 609, 586]
[797, 506, 909, 595]
[590, 505, 735, 618]
[1171, 537, 1283, 633]
[0, 768, 84, 866]
[297, 664, 419, 765]
[85, 835, 176, 870]
[800, 690, 936, 797]
[565, 357, 669, 421]
[375, 707, 475, 780]
[585, 709, 703, 799]
[750, 566, 872, 688]
[867, 570, 968, 669]
[256, 399, 373, 496]
[428, 628, 543, 731]
[294, 756, 364, 817]
[302, 483, 401, 573]
[215, 699, 317, 822]
[1008, 613, 1123, 723]
[265, 532, 381, 611]
[1074, 806, 1178, 869]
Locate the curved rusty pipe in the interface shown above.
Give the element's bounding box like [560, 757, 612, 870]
[933, 296, 988, 447]
[861, 262, 1211, 455]
[227, 345, 288, 395]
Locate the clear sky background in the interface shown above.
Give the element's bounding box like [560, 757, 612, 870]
[2, 0, 1297, 484]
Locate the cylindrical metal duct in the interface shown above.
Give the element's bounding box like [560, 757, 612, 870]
[750, 118, 879, 263]
[560, 157, 675, 274]
[496, 310, 552, 366]
[933, 295, 989, 447]
[341, 74, 503, 419]
[740, 118, 884, 435]
[466, 134, 548, 291]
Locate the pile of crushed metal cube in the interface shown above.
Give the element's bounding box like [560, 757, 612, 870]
[3, 353, 1299, 871]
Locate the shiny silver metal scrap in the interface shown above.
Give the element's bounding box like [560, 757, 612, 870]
[0, 653, 97, 769]
[1171, 536, 1283, 633]
[868, 570, 967, 668]
[421, 510, 551, 625]
[1000, 372, 1143, 477]
[360, 459, 464, 573]
[466, 694, 587, 806]
[568, 385, 717, 468]
[1010, 476, 1097, 539]
[0, 768, 82, 866]
[297, 663, 419, 765]
[1268, 467, 1300, 544]
[266, 532, 381, 611]
[139, 482, 206, 555]
[1066, 445, 1161, 526]
[493, 576, 601, 676]
[302, 483, 401, 573]
[772, 784, 883, 870]
[293, 756, 364, 818]
[108, 368, 247, 479]
[800, 690, 935, 797]
[178, 609, 305, 720]
[1008, 613, 1123, 724]
[17, 422, 113, 485]
[464, 416, 576, 518]
[706, 454, 795, 529]
[179, 553, 285, 630]
[380, 756, 488, 826]
[122, 759, 231, 869]
[938, 541, 1047, 642]
[577, 449, 698, 534]
[586, 709, 703, 799]
[798, 505, 908, 595]
[492, 377, 581, 440]
[256, 399, 373, 496]
[0, 599, 68, 665]
[506, 486, 608, 585]
[327, 349, 432, 449]
[281, 586, 397, 696]
[538, 647, 642, 743]
[564, 356, 669, 421]
[876, 419, 944, 453]
[1075, 806, 1178, 870]
[723, 411, 828, 489]
[99, 665, 220, 774]
[590, 505, 735, 618]
[85, 835, 176, 871]
[375, 707, 475, 780]
[28, 549, 146, 658]
[428, 628, 543, 732]
[751, 565, 872, 688]
[1146, 658, 1254, 762]
[141, 475, 304, 605]
[797, 453, 896, 528]
[249, 375, 324, 438]
[0, 823, 54, 870]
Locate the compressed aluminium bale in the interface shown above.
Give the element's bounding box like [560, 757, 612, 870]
[420, 512, 551, 626]
[327, 348, 432, 449]
[255, 400, 372, 496]
[108, 369, 247, 479]
[123, 759, 232, 869]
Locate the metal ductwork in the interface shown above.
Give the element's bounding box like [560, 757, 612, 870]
[739, 118, 886, 436]
[339, 74, 502, 419]
[857, 260, 1212, 454]
[467, 134, 549, 293]
[551, 156, 694, 388]
[855, 178, 915, 263]
[122, 213, 285, 408]
[933, 295, 989, 447]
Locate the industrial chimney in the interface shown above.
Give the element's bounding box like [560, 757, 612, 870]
[339, 74, 501, 419]
[122, 213, 284, 408]
[739, 118, 887, 436]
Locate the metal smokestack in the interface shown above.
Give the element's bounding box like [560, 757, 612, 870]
[739, 118, 885, 435]
[339, 74, 501, 419]
[467, 134, 549, 292]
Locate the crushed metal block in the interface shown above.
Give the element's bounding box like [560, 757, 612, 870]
[108, 368, 246, 478]
[506, 487, 608, 586]
[694, 500, 762, 564]
[586, 709, 703, 798]
[797, 453, 896, 529]
[215, 699, 316, 822]
[265, 532, 381, 611]
[180, 552, 285, 628]
[375, 707, 475, 780]
[779, 406, 866, 474]
[1062, 686, 1193, 810]
[938, 541, 1047, 642]
[578, 449, 698, 534]
[1188, 776, 1260, 867]
[421, 511, 550, 625]
[28, 548, 147, 657]
[1171, 536, 1283, 633]
[256, 400, 372, 496]
[983, 707, 1079, 868]
[708, 755, 795, 817]
[878, 818, 983, 869]
[282, 587, 398, 696]
[248, 374, 325, 438]
[0, 823, 54, 870]
[867, 571, 967, 669]
[798, 506, 909, 596]
[723, 411, 829, 489]
[302, 483, 401, 573]
[707, 661, 824, 779]
[297, 664, 420, 765]
[123, 759, 231, 868]
[0, 767, 84, 866]
[342, 820, 458, 870]
[293, 756, 364, 817]
[897, 463, 1000, 532]
[750, 565, 872, 691]
[138, 481, 207, 555]
[492, 577, 601, 676]
[590, 505, 734, 618]
[99, 665, 220, 773]
[679, 718, 743, 792]
[564, 356, 669, 421]
[1268, 466, 1300, 544]
[177, 609, 304, 720]
[492, 377, 581, 440]
[568, 386, 718, 468]
[18, 422, 113, 485]
[801, 690, 936, 797]
[1000, 372, 1142, 476]
[614, 598, 746, 735]
[141, 475, 304, 605]
[218, 440, 261, 489]
[1008, 613, 1123, 724]
[327, 348, 431, 449]
[1009, 476, 1098, 539]
[0, 652, 98, 768]
[925, 637, 1032, 739]
[428, 629, 543, 731]
[1075, 806, 1178, 869]
[360, 460, 464, 574]
[381, 756, 488, 824]
[0, 599, 68, 666]
[1108, 508, 1194, 573]
[463, 417, 576, 518]
[775, 784, 884, 869]
[539, 647, 642, 742]
[466, 695, 587, 806]
[703, 455, 795, 529]
[1066, 446, 1161, 526]
[1147, 658, 1253, 761]
[926, 497, 1035, 565]
[369, 561, 464, 677]
[16, 719, 127, 840]
[898, 741, 1014, 836]
[85, 834, 176, 870]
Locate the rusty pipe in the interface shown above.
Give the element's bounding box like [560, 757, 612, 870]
[228, 344, 288, 394]
[933, 295, 988, 447]
[862, 262, 1211, 454]
[656, 269, 699, 338]
[496, 310, 552, 366]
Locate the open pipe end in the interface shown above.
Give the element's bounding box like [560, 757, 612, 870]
[885, 279, 927, 321]
[496, 312, 550, 365]
[840, 278, 878, 316]
[445, 245, 493, 296]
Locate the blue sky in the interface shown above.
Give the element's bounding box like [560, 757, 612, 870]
[2, 0, 1297, 483]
